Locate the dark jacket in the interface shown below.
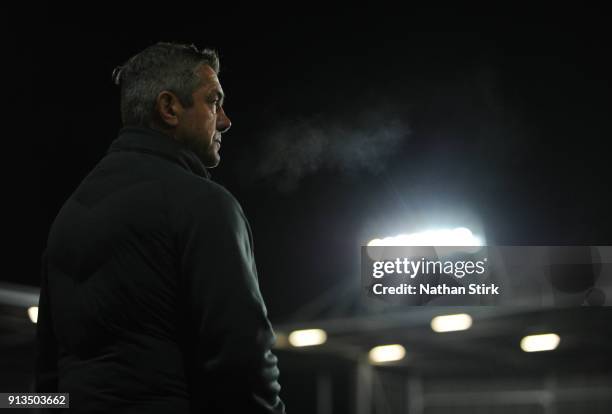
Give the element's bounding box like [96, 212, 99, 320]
[36, 126, 285, 413]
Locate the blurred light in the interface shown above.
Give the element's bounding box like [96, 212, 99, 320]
[27, 306, 38, 324]
[288, 329, 327, 347]
[431, 313, 473, 333]
[273, 332, 289, 349]
[520, 333, 560, 352]
[368, 227, 483, 247]
[369, 344, 406, 363]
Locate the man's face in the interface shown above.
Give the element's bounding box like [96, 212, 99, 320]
[175, 64, 231, 168]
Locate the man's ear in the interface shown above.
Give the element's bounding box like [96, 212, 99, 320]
[155, 91, 183, 127]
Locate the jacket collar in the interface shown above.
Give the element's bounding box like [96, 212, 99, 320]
[108, 126, 211, 179]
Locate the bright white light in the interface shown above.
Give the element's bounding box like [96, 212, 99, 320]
[288, 329, 327, 347]
[27, 306, 38, 324]
[369, 344, 406, 363]
[368, 227, 483, 247]
[520, 333, 560, 352]
[431, 313, 473, 333]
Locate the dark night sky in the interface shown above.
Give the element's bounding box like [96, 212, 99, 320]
[11, 13, 611, 320]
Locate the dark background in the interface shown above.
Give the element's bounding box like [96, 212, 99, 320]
[5, 10, 612, 413]
[12, 14, 610, 321]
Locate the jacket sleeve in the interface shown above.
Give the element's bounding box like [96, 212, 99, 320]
[34, 250, 59, 393]
[177, 187, 285, 414]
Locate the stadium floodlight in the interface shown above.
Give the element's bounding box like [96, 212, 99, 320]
[520, 333, 560, 352]
[27, 306, 38, 324]
[368, 227, 483, 247]
[431, 313, 473, 333]
[368, 344, 406, 363]
[288, 328, 327, 347]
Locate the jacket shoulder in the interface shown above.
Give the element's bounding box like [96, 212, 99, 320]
[103, 149, 244, 218]
[163, 172, 248, 228]
[170, 172, 241, 207]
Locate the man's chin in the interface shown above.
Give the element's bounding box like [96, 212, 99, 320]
[203, 154, 221, 168]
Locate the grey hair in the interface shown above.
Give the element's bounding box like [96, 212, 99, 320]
[113, 42, 220, 126]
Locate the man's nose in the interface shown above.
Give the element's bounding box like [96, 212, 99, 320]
[217, 107, 232, 134]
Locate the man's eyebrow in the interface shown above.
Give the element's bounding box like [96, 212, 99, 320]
[210, 89, 225, 105]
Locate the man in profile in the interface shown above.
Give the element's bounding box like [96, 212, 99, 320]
[36, 42, 285, 413]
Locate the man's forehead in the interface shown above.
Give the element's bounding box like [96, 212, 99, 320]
[196, 64, 222, 92]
